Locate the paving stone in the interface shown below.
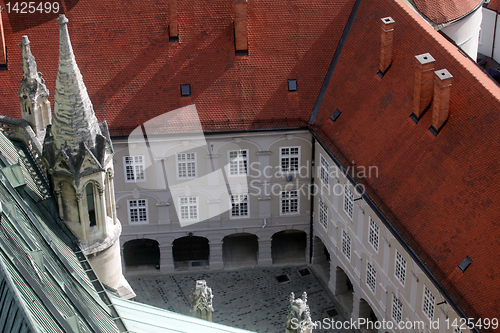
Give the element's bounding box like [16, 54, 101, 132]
[126, 266, 356, 333]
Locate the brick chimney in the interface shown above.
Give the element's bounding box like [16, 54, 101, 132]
[169, 0, 178, 41]
[413, 53, 435, 119]
[0, 9, 6, 66]
[234, 0, 248, 54]
[379, 17, 395, 75]
[430, 69, 453, 134]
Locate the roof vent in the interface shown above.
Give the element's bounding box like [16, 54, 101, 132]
[288, 79, 297, 92]
[0, 9, 6, 68]
[458, 256, 472, 273]
[429, 69, 453, 136]
[234, 0, 248, 55]
[378, 17, 395, 77]
[412, 53, 435, 122]
[180, 84, 191, 97]
[330, 109, 341, 123]
[169, 0, 179, 42]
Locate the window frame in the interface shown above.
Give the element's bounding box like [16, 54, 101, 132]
[280, 190, 299, 215]
[123, 155, 146, 183]
[422, 285, 436, 321]
[228, 149, 249, 176]
[366, 262, 377, 294]
[178, 196, 199, 222]
[368, 216, 380, 253]
[318, 197, 328, 230]
[127, 198, 148, 225]
[176, 152, 197, 179]
[343, 185, 354, 220]
[279, 146, 300, 173]
[230, 193, 249, 219]
[392, 294, 403, 324]
[319, 154, 329, 188]
[395, 250, 407, 287]
[342, 229, 351, 261]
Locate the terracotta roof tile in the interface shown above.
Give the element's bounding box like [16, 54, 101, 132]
[316, 0, 500, 324]
[413, 0, 482, 24]
[0, 0, 356, 136]
[487, 0, 500, 12]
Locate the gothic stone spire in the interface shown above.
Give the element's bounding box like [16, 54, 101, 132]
[51, 14, 101, 156]
[18, 35, 51, 138]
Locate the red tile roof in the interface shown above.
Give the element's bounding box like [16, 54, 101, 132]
[0, 0, 356, 136]
[413, 0, 482, 24]
[315, 0, 500, 324]
[487, 0, 500, 12]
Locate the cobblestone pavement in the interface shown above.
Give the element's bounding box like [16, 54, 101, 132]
[126, 266, 356, 333]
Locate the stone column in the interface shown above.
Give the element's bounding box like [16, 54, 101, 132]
[209, 239, 224, 270]
[258, 237, 273, 266]
[98, 187, 107, 236]
[54, 187, 64, 219]
[76, 193, 87, 241]
[311, 236, 326, 265]
[108, 170, 117, 223]
[159, 244, 175, 273]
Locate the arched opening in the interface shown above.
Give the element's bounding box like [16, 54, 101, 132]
[271, 230, 307, 264]
[60, 181, 79, 223]
[223, 233, 258, 267]
[311, 236, 330, 281]
[335, 266, 354, 315]
[123, 239, 160, 271]
[173, 236, 209, 270]
[359, 298, 378, 333]
[85, 183, 97, 227]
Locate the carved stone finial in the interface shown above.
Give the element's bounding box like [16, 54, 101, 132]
[286, 292, 313, 333]
[190, 280, 214, 322]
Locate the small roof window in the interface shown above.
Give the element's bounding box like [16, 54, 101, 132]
[288, 79, 297, 92]
[330, 109, 341, 123]
[458, 256, 472, 273]
[181, 84, 191, 97]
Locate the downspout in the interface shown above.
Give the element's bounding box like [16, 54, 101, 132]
[492, 11, 498, 59]
[309, 137, 315, 264]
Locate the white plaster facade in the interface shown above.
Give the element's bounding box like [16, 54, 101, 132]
[114, 130, 312, 273]
[312, 141, 471, 333]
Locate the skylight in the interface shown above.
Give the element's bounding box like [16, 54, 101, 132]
[180, 84, 191, 97]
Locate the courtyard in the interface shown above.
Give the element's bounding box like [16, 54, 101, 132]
[126, 266, 358, 333]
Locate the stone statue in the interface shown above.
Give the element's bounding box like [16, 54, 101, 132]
[190, 280, 214, 321]
[286, 292, 313, 333]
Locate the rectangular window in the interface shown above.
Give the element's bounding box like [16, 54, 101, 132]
[392, 294, 403, 323]
[179, 197, 198, 221]
[280, 147, 300, 172]
[281, 190, 299, 215]
[395, 250, 407, 286]
[366, 262, 377, 293]
[128, 199, 148, 224]
[177, 152, 196, 178]
[124, 155, 145, 182]
[368, 216, 380, 252]
[231, 194, 249, 218]
[319, 198, 328, 229]
[342, 230, 351, 260]
[229, 149, 248, 176]
[423, 285, 436, 321]
[343, 185, 354, 220]
[320, 154, 329, 188]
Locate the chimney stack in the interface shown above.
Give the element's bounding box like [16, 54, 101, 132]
[379, 17, 395, 75]
[413, 53, 435, 119]
[234, 0, 248, 54]
[0, 9, 6, 66]
[431, 69, 453, 133]
[169, 0, 178, 40]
